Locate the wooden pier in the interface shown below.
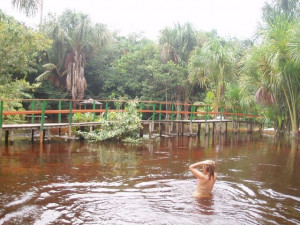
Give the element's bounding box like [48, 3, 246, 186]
[1, 119, 262, 144]
[0, 99, 262, 144]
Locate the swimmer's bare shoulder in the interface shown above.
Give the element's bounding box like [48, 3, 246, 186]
[189, 160, 216, 197]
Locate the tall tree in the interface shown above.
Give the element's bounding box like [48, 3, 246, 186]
[0, 10, 50, 78]
[241, 0, 300, 136]
[0, 10, 50, 112]
[39, 10, 111, 101]
[188, 37, 234, 112]
[11, 0, 44, 25]
[159, 23, 197, 109]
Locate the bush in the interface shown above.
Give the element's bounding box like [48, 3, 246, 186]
[77, 99, 142, 142]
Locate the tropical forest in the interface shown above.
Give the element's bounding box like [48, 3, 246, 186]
[1, 0, 300, 136]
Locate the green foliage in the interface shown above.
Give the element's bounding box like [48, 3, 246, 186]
[0, 10, 51, 78]
[188, 36, 234, 111]
[11, 0, 40, 17]
[243, 5, 300, 135]
[0, 10, 50, 122]
[40, 10, 111, 100]
[72, 112, 95, 123]
[77, 100, 142, 142]
[0, 78, 32, 121]
[103, 42, 159, 99]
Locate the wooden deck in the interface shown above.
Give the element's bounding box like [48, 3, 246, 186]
[1, 122, 101, 130]
[0, 119, 261, 144]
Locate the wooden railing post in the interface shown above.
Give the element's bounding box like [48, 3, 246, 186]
[189, 105, 195, 134]
[104, 101, 108, 120]
[31, 101, 35, 124]
[220, 107, 223, 134]
[232, 108, 236, 133]
[93, 100, 96, 121]
[40, 100, 46, 144]
[68, 101, 73, 136]
[205, 105, 209, 135]
[159, 103, 162, 136]
[58, 101, 62, 123]
[190, 105, 195, 121]
[171, 104, 174, 121]
[139, 102, 144, 120]
[150, 103, 156, 135]
[220, 107, 223, 120]
[152, 103, 156, 121]
[159, 103, 162, 121]
[177, 104, 181, 120]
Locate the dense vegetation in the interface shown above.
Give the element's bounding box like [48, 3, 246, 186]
[1, 0, 300, 136]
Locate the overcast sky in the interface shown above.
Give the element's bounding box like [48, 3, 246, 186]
[1, 0, 267, 40]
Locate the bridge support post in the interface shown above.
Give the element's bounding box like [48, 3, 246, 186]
[11, 130, 14, 142]
[205, 123, 209, 136]
[259, 123, 263, 133]
[159, 123, 162, 137]
[169, 122, 174, 134]
[139, 127, 143, 138]
[79, 126, 84, 141]
[219, 107, 223, 134]
[149, 122, 154, 138]
[219, 122, 223, 134]
[47, 129, 51, 140]
[40, 130, 44, 144]
[40, 100, 46, 144]
[247, 122, 253, 133]
[233, 121, 238, 134]
[5, 130, 9, 144]
[197, 123, 201, 136]
[31, 129, 34, 142]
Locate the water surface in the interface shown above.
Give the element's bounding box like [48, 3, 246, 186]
[0, 134, 299, 224]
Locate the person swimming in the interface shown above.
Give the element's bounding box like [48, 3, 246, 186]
[189, 160, 216, 198]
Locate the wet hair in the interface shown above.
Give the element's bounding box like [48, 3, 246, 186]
[205, 164, 215, 180]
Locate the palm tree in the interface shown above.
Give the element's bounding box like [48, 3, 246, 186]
[188, 37, 234, 112]
[11, 0, 43, 25]
[241, 11, 300, 136]
[159, 23, 197, 67]
[263, 15, 300, 136]
[159, 23, 197, 116]
[263, 0, 299, 19]
[39, 10, 111, 101]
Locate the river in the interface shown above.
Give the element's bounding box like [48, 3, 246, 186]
[0, 133, 299, 224]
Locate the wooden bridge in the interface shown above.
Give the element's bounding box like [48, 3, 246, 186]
[0, 99, 262, 144]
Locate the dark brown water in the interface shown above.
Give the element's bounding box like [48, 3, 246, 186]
[0, 134, 299, 225]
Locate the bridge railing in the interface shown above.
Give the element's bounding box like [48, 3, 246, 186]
[0, 99, 261, 129]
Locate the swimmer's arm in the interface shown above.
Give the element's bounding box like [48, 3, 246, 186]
[189, 160, 214, 168]
[189, 162, 206, 179]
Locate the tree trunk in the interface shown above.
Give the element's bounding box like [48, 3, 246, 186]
[291, 122, 299, 137]
[66, 51, 87, 103]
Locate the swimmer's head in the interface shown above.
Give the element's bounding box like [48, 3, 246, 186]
[203, 162, 215, 180]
